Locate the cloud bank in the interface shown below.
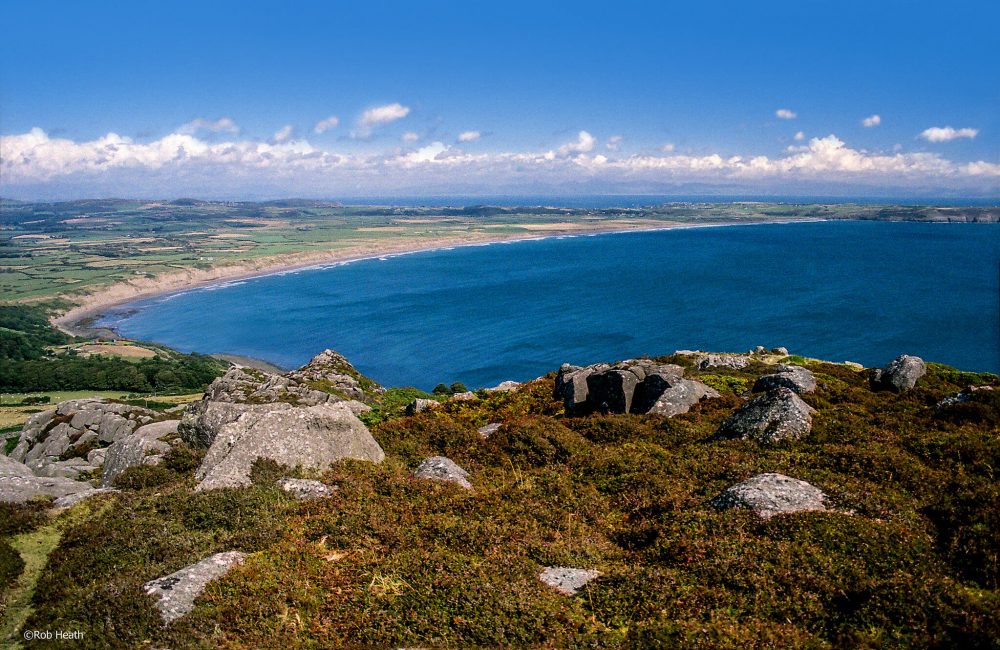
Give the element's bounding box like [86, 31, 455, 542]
[2, 127, 997, 198]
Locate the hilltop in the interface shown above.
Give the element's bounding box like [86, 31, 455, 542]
[1, 346, 998, 648]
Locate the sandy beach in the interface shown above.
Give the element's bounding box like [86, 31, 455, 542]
[50, 218, 811, 338]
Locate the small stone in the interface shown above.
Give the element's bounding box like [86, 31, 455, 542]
[485, 380, 521, 393]
[871, 355, 927, 392]
[772, 347, 789, 356]
[538, 567, 601, 595]
[843, 361, 864, 370]
[710, 473, 827, 519]
[477, 423, 501, 439]
[413, 456, 472, 489]
[277, 477, 337, 500]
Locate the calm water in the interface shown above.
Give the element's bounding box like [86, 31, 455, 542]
[99, 221, 1000, 389]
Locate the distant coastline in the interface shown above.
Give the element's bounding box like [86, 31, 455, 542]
[52, 217, 826, 338]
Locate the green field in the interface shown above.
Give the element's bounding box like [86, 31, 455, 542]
[2, 199, 995, 304]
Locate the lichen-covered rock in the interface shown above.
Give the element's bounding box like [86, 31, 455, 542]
[752, 365, 817, 394]
[405, 398, 439, 416]
[284, 349, 383, 402]
[277, 477, 337, 499]
[195, 402, 384, 491]
[696, 354, 750, 371]
[477, 422, 501, 438]
[179, 400, 293, 448]
[716, 387, 816, 444]
[485, 380, 521, 393]
[413, 456, 472, 489]
[538, 567, 601, 595]
[710, 473, 827, 519]
[871, 354, 927, 392]
[144, 551, 247, 623]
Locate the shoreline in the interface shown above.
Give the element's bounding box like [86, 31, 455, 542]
[51, 217, 824, 338]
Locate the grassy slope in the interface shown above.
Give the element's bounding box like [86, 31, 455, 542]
[9, 358, 998, 648]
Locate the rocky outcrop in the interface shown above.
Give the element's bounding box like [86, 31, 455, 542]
[695, 354, 750, 371]
[538, 567, 601, 595]
[284, 349, 382, 402]
[277, 477, 337, 499]
[102, 420, 178, 487]
[144, 551, 247, 623]
[413, 456, 472, 489]
[716, 387, 816, 444]
[195, 402, 384, 491]
[485, 380, 521, 393]
[752, 365, 817, 394]
[179, 400, 293, 448]
[555, 359, 718, 417]
[1, 454, 93, 503]
[8, 398, 157, 479]
[871, 355, 926, 392]
[710, 473, 827, 519]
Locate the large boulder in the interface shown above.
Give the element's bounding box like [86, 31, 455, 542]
[752, 365, 817, 394]
[413, 456, 472, 490]
[871, 355, 927, 392]
[710, 473, 827, 519]
[179, 400, 292, 448]
[716, 387, 816, 444]
[195, 402, 384, 491]
[633, 369, 721, 416]
[102, 420, 178, 487]
[555, 359, 717, 417]
[144, 551, 247, 623]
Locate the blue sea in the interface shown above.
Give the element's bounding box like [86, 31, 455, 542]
[98, 221, 1000, 389]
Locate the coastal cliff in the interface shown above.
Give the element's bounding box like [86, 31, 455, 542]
[1, 347, 998, 647]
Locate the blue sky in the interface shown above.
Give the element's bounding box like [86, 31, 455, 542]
[1, 0, 997, 199]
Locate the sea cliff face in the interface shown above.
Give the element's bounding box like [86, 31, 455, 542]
[1, 347, 998, 647]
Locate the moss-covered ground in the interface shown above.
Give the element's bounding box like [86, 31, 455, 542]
[4, 359, 999, 648]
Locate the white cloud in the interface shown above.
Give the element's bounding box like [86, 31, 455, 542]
[177, 117, 239, 135]
[272, 125, 294, 143]
[458, 130, 481, 143]
[862, 114, 881, 127]
[557, 130, 596, 156]
[606, 135, 624, 151]
[661, 143, 675, 153]
[402, 132, 420, 143]
[919, 126, 978, 142]
[775, 109, 797, 120]
[359, 103, 410, 128]
[313, 116, 340, 134]
[794, 131, 805, 141]
[2, 128, 997, 196]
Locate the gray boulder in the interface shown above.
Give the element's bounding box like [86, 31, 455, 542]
[538, 567, 601, 595]
[710, 473, 827, 519]
[277, 477, 337, 500]
[752, 365, 817, 394]
[195, 402, 384, 491]
[103, 419, 179, 486]
[871, 355, 927, 392]
[634, 369, 720, 416]
[413, 456, 472, 490]
[405, 398, 439, 416]
[556, 359, 717, 417]
[485, 380, 521, 393]
[716, 387, 816, 444]
[144, 551, 247, 623]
